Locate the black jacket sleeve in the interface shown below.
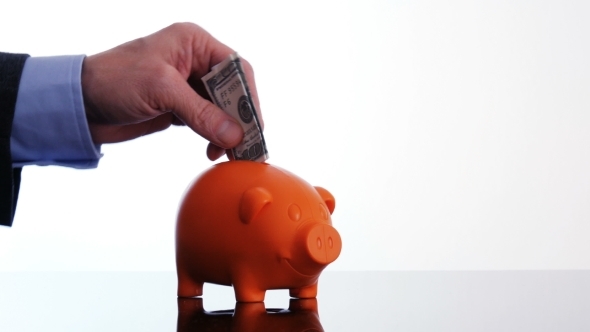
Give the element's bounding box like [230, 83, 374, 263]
[0, 52, 29, 227]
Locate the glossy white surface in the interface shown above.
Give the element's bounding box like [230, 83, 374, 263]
[0, 271, 588, 331]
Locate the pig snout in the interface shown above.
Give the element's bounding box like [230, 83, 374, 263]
[290, 222, 342, 276]
[303, 223, 342, 265]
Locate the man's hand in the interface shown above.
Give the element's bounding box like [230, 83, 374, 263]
[81, 22, 262, 160]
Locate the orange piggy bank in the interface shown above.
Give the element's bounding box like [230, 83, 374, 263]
[176, 161, 342, 302]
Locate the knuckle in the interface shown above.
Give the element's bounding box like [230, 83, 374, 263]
[168, 22, 200, 34]
[240, 58, 252, 70]
[194, 102, 217, 130]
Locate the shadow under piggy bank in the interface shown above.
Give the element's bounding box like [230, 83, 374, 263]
[177, 298, 324, 332]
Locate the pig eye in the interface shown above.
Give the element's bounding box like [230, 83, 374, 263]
[288, 204, 301, 221]
[319, 204, 329, 220]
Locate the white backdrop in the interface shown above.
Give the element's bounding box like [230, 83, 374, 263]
[1, 0, 589, 271]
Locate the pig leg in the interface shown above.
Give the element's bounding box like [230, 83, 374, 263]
[233, 284, 266, 302]
[177, 270, 204, 298]
[232, 274, 266, 302]
[289, 281, 318, 299]
[178, 279, 203, 298]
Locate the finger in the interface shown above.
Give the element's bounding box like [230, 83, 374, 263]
[141, 113, 175, 136]
[237, 58, 264, 130]
[162, 72, 243, 148]
[206, 143, 225, 161]
[88, 114, 173, 144]
[225, 148, 235, 161]
[171, 114, 186, 126]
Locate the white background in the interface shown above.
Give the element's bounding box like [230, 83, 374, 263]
[1, 0, 589, 271]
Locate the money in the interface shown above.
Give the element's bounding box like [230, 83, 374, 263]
[202, 53, 269, 162]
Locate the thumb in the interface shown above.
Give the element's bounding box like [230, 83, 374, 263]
[162, 72, 243, 148]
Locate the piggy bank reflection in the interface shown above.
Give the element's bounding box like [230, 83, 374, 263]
[176, 161, 342, 302]
[177, 298, 324, 332]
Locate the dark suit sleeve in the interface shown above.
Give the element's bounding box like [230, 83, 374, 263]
[0, 52, 29, 227]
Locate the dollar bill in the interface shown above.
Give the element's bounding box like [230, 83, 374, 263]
[202, 53, 269, 162]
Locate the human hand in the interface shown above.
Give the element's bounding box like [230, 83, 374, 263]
[81, 22, 262, 160]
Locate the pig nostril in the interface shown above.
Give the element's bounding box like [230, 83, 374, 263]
[328, 237, 333, 248]
[317, 237, 322, 249]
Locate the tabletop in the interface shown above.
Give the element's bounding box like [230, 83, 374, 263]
[0, 270, 588, 331]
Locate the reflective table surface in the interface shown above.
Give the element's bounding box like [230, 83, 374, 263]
[1, 271, 589, 331]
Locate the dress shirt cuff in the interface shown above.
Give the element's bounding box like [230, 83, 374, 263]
[11, 55, 102, 168]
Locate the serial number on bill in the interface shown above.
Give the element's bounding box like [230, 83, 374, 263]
[219, 79, 242, 100]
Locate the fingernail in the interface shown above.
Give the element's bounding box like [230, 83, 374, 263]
[216, 120, 243, 147]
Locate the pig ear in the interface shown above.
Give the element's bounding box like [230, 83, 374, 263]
[239, 187, 273, 224]
[314, 186, 335, 214]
